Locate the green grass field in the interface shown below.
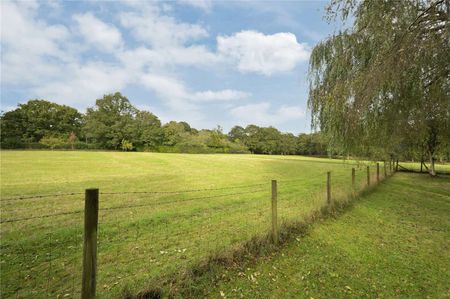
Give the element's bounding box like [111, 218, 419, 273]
[198, 173, 450, 298]
[0, 151, 446, 298]
[1, 151, 377, 298]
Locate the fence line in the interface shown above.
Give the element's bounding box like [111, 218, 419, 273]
[100, 189, 267, 213]
[1, 162, 395, 298]
[1, 182, 268, 203]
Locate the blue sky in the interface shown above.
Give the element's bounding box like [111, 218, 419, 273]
[1, 0, 334, 133]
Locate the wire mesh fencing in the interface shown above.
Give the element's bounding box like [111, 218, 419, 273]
[1, 193, 84, 298]
[0, 163, 394, 298]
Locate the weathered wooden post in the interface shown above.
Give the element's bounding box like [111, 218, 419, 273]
[376, 163, 380, 183]
[271, 180, 278, 245]
[351, 168, 355, 192]
[82, 188, 99, 299]
[384, 161, 387, 178]
[367, 166, 370, 186]
[327, 171, 332, 208]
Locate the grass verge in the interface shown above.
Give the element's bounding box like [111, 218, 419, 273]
[128, 171, 390, 298]
[177, 173, 449, 299]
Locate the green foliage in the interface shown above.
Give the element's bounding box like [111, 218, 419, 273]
[1, 94, 330, 156]
[309, 0, 450, 172]
[133, 111, 162, 149]
[0, 99, 82, 148]
[121, 139, 134, 151]
[162, 121, 190, 146]
[83, 92, 138, 149]
[39, 135, 67, 150]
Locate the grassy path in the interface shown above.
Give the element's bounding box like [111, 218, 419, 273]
[198, 173, 450, 299]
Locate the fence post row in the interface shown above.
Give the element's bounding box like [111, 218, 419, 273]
[82, 188, 99, 299]
[376, 162, 380, 183]
[351, 168, 356, 191]
[327, 171, 332, 208]
[367, 166, 370, 186]
[271, 180, 278, 245]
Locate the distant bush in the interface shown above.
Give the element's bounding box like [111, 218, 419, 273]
[39, 136, 67, 150]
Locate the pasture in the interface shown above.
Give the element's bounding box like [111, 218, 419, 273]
[0, 151, 412, 297]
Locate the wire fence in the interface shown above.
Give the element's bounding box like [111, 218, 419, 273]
[0, 163, 393, 298]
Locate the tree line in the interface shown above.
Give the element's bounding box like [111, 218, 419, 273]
[0, 92, 328, 155]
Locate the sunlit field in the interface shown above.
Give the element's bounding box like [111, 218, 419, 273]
[0, 151, 398, 297]
[203, 173, 450, 298]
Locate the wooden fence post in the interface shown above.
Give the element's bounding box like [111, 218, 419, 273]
[271, 180, 278, 245]
[367, 166, 370, 186]
[396, 159, 399, 172]
[351, 168, 355, 192]
[376, 163, 380, 183]
[384, 161, 387, 178]
[327, 172, 332, 208]
[82, 188, 99, 299]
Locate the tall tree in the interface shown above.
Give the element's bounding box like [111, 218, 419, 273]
[133, 111, 162, 149]
[228, 126, 246, 142]
[83, 92, 138, 149]
[309, 0, 450, 175]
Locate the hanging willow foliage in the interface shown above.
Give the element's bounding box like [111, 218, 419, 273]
[309, 0, 450, 174]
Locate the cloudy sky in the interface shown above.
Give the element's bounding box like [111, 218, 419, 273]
[1, 0, 334, 133]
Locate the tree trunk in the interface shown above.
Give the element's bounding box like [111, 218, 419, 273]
[429, 154, 436, 176]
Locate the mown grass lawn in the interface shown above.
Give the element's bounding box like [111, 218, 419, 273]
[200, 173, 450, 299]
[0, 151, 379, 298]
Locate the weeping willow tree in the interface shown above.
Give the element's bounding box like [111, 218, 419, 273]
[309, 0, 450, 175]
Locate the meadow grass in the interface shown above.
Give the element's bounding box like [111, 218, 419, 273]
[197, 173, 450, 299]
[0, 151, 402, 298]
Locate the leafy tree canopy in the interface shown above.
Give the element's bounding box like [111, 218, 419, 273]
[1, 99, 82, 147]
[309, 0, 450, 174]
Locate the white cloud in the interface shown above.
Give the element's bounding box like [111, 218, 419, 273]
[193, 90, 249, 102]
[119, 6, 208, 47]
[73, 13, 123, 53]
[1, 1, 306, 131]
[117, 45, 220, 69]
[218, 30, 310, 75]
[230, 102, 305, 126]
[178, 0, 212, 11]
[140, 73, 250, 108]
[1, 1, 70, 85]
[33, 63, 130, 106]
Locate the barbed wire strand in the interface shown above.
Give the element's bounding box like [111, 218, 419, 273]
[1, 192, 83, 202]
[100, 188, 266, 214]
[3, 189, 263, 223]
[99, 182, 267, 196]
[277, 172, 327, 183]
[1, 181, 269, 203]
[1, 210, 83, 224]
